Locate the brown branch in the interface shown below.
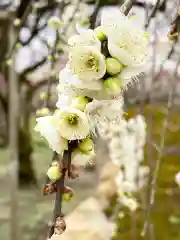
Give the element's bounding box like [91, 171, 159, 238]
[20, 57, 47, 76]
[142, 58, 180, 238]
[120, 0, 136, 16]
[90, 0, 104, 29]
[145, 0, 161, 28]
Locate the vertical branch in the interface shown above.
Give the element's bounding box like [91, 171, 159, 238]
[142, 58, 179, 237]
[141, 12, 158, 238]
[90, 0, 103, 29]
[145, 0, 161, 28]
[120, 0, 135, 16]
[8, 11, 19, 240]
[48, 150, 72, 239]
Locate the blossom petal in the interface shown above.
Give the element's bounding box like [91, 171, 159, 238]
[35, 116, 68, 154]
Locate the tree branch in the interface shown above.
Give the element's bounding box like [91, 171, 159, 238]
[90, 0, 104, 29]
[120, 0, 136, 16]
[145, 0, 161, 28]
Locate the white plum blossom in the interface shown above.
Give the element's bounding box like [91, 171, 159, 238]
[101, 8, 148, 66]
[68, 29, 101, 50]
[53, 107, 90, 140]
[35, 116, 68, 154]
[100, 8, 148, 90]
[85, 98, 124, 136]
[58, 67, 103, 91]
[68, 46, 106, 82]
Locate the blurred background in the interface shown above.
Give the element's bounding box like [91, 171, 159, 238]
[0, 0, 180, 239]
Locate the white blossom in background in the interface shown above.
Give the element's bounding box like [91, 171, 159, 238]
[101, 111, 148, 212]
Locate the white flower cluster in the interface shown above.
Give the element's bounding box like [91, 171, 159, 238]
[35, 8, 148, 173]
[102, 113, 148, 212]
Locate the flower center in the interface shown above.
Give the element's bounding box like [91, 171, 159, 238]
[67, 114, 78, 125]
[86, 56, 99, 72]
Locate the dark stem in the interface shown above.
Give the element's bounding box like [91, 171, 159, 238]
[53, 175, 65, 219]
[67, 148, 72, 178]
[48, 149, 72, 238]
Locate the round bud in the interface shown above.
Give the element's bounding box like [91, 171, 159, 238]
[94, 26, 106, 41]
[106, 58, 123, 76]
[48, 16, 63, 30]
[103, 77, 122, 95]
[71, 97, 89, 111]
[63, 186, 75, 201]
[78, 138, 93, 153]
[47, 163, 61, 181]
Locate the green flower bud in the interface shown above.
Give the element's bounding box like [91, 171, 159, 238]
[48, 16, 63, 30]
[62, 193, 73, 202]
[62, 186, 74, 202]
[47, 162, 61, 181]
[106, 58, 123, 76]
[78, 137, 93, 153]
[94, 26, 106, 41]
[103, 77, 122, 95]
[71, 97, 89, 111]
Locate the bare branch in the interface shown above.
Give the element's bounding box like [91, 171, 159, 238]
[142, 58, 180, 238]
[20, 57, 47, 76]
[120, 0, 136, 16]
[145, 0, 161, 28]
[90, 0, 104, 29]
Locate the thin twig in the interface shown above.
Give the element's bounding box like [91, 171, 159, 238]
[45, 30, 59, 109]
[90, 0, 103, 29]
[145, 0, 161, 28]
[142, 57, 180, 238]
[5, 0, 33, 61]
[120, 0, 135, 15]
[141, 10, 158, 238]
